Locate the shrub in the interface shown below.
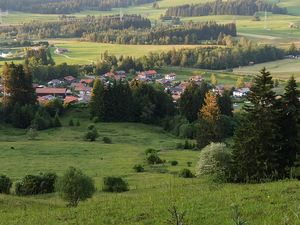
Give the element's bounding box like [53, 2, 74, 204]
[196, 143, 232, 181]
[187, 162, 192, 167]
[0, 175, 12, 194]
[92, 117, 100, 123]
[146, 153, 163, 165]
[133, 164, 144, 172]
[170, 161, 178, 166]
[27, 128, 38, 140]
[56, 167, 95, 207]
[15, 172, 57, 196]
[102, 177, 129, 193]
[145, 148, 159, 155]
[84, 127, 99, 142]
[69, 119, 74, 126]
[103, 137, 112, 144]
[76, 120, 80, 126]
[179, 168, 194, 178]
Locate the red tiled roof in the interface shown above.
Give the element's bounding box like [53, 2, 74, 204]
[36, 88, 66, 94]
[64, 96, 78, 104]
[80, 78, 94, 84]
[146, 70, 157, 75]
[64, 76, 76, 81]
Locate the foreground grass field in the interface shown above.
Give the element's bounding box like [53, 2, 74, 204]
[0, 109, 299, 225]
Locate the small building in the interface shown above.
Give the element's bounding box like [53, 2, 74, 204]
[137, 70, 158, 80]
[48, 79, 64, 87]
[80, 78, 94, 86]
[55, 48, 69, 54]
[165, 73, 176, 81]
[64, 95, 79, 105]
[64, 76, 76, 84]
[36, 87, 67, 97]
[233, 88, 250, 98]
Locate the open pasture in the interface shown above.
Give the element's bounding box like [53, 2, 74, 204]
[233, 59, 300, 81]
[0, 110, 299, 225]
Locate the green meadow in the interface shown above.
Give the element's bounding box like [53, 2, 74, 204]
[0, 109, 299, 225]
[48, 40, 199, 64]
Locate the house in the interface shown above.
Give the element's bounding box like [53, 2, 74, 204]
[190, 75, 203, 83]
[64, 95, 79, 105]
[64, 76, 76, 84]
[213, 85, 225, 95]
[80, 78, 94, 86]
[55, 48, 69, 54]
[48, 79, 64, 87]
[156, 78, 172, 87]
[165, 73, 176, 81]
[37, 95, 56, 104]
[72, 83, 92, 94]
[233, 88, 250, 98]
[36, 87, 67, 97]
[137, 70, 158, 80]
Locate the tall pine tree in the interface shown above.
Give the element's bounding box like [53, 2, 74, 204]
[276, 76, 300, 177]
[232, 68, 280, 182]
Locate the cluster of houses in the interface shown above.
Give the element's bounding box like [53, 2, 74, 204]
[0, 69, 252, 106]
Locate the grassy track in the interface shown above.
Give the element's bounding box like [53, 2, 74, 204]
[0, 110, 299, 225]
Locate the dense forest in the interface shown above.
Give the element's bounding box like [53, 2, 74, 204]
[0, 0, 155, 14]
[165, 0, 287, 17]
[94, 43, 284, 73]
[10, 15, 152, 39]
[0, 19, 236, 45]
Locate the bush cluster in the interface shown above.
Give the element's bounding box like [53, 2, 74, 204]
[102, 177, 129, 193]
[179, 169, 194, 178]
[133, 164, 144, 172]
[15, 172, 57, 196]
[0, 175, 12, 194]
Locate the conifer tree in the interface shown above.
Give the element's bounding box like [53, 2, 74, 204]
[232, 68, 280, 182]
[276, 76, 300, 177]
[89, 78, 105, 121]
[179, 81, 209, 122]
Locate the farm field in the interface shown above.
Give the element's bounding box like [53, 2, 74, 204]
[0, 109, 299, 225]
[48, 40, 199, 64]
[233, 59, 300, 81]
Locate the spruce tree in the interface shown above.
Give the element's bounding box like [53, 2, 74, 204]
[89, 78, 105, 121]
[179, 81, 209, 122]
[232, 68, 280, 182]
[276, 76, 300, 177]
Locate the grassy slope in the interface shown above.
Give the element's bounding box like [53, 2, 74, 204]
[0, 110, 299, 225]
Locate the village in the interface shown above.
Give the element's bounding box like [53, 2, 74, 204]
[0, 69, 251, 106]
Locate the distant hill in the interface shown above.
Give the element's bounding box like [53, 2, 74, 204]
[0, 0, 155, 14]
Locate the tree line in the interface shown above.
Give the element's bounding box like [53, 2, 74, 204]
[90, 79, 175, 124]
[82, 22, 237, 45]
[1, 20, 237, 45]
[165, 0, 287, 17]
[95, 44, 284, 73]
[2, 15, 151, 40]
[0, 0, 155, 14]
